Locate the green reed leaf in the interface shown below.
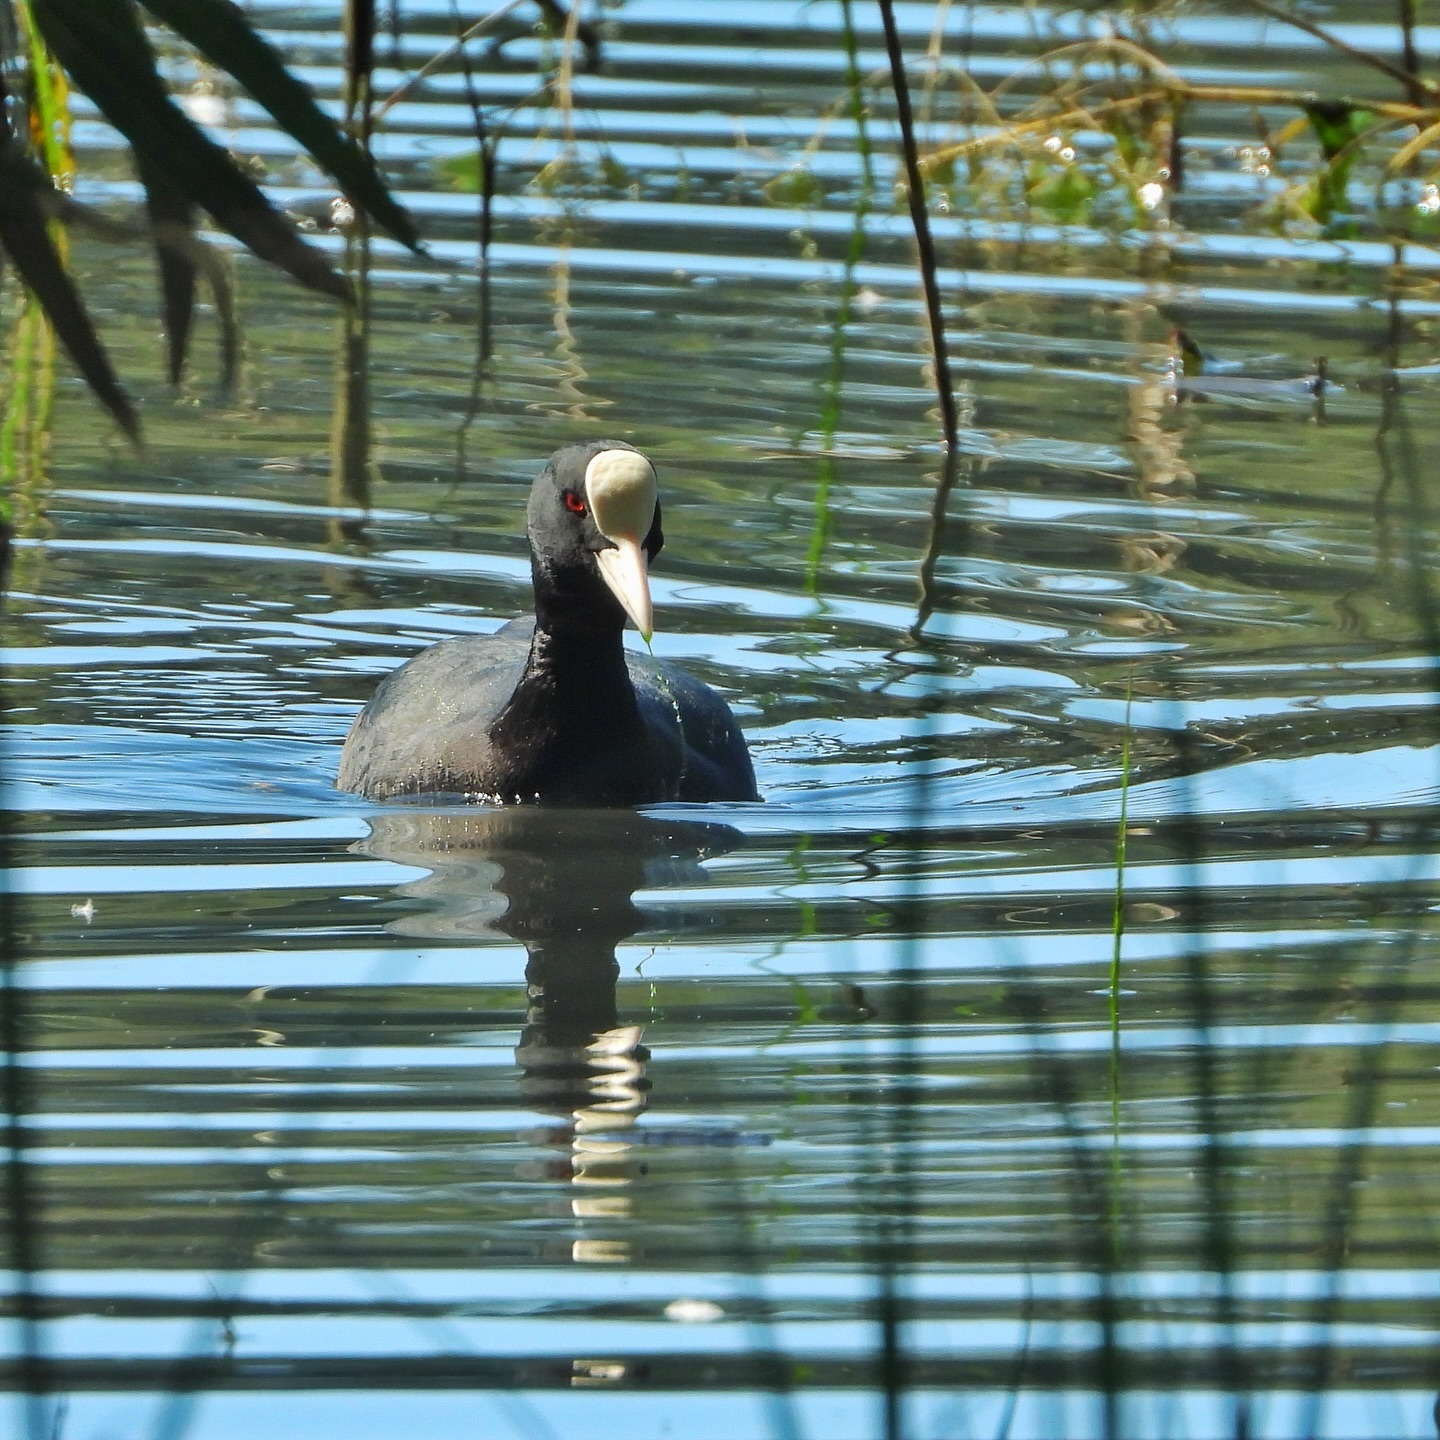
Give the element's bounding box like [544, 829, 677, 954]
[136, 156, 198, 385]
[138, 0, 419, 251]
[1302, 101, 1373, 224]
[30, 0, 349, 301]
[0, 145, 141, 443]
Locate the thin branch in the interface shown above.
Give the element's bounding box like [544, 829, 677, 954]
[987, 34, 1184, 105]
[1182, 82, 1426, 118]
[373, 0, 528, 121]
[1399, 0, 1424, 109]
[922, 84, 1430, 171]
[878, 0, 958, 453]
[1240, 0, 1440, 103]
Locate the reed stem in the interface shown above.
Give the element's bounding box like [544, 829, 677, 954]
[877, 0, 959, 452]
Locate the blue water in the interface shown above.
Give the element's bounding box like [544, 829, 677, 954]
[6, 2, 1440, 1436]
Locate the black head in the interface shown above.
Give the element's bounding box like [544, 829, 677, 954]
[527, 442, 665, 636]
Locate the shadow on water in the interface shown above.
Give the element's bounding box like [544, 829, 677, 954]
[356, 804, 817, 1433]
[358, 806, 740, 1230]
[356, 807, 804, 1426]
[0, 487, 50, 1440]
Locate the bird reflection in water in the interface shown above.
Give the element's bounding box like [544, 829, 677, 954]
[355, 806, 737, 1261]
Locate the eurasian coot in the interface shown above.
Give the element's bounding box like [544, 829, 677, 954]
[336, 441, 758, 805]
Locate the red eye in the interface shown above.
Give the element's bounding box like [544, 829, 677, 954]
[565, 492, 587, 515]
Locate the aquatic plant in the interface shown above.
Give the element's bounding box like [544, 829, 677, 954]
[0, 0, 420, 445]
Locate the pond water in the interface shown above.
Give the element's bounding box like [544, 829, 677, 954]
[5, 2, 1440, 1437]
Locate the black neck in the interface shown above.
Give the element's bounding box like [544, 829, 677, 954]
[525, 612, 634, 701]
[485, 610, 652, 802]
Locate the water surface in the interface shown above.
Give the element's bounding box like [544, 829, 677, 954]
[5, 3, 1440, 1436]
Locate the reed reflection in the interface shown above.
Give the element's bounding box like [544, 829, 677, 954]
[356, 807, 738, 1250]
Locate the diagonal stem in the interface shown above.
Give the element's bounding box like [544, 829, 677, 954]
[877, 0, 959, 452]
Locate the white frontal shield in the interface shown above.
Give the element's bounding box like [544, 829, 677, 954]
[586, 449, 658, 641]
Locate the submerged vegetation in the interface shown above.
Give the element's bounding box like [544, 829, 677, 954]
[6, 0, 1435, 588]
[4, 2, 1440, 460]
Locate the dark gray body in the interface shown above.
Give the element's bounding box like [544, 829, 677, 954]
[337, 618, 757, 805]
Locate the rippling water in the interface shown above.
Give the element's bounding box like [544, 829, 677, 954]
[5, 2, 1440, 1437]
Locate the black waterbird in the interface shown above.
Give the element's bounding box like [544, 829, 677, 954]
[336, 442, 758, 805]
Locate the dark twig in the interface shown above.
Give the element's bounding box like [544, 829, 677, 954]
[1240, 0, 1440, 103]
[330, 0, 376, 544]
[1398, 0, 1424, 109]
[875, 8, 960, 1396]
[373, 0, 528, 121]
[453, 0, 497, 486]
[533, 0, 602, 72]
[877, 0, 959, 453]
[912, 440, 967, 637]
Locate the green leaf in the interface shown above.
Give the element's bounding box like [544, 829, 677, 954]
[136, 155, 197, 385]
[1302, 102, 1372, 226]
[598, 153, 631, 193]
[136, 156, 242, 393]
[1304, 101, 1373, 160]
[923, 153, 957, 188]
[1172, 326, 1206, 378]
[0, 143, 141, 443]
[764, 168, 825, 209]
[31, 0, 349, 302]
[1030, 161, 1096, 224]
[137, 0, 419, 251]
[437, 150, 484, 193]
